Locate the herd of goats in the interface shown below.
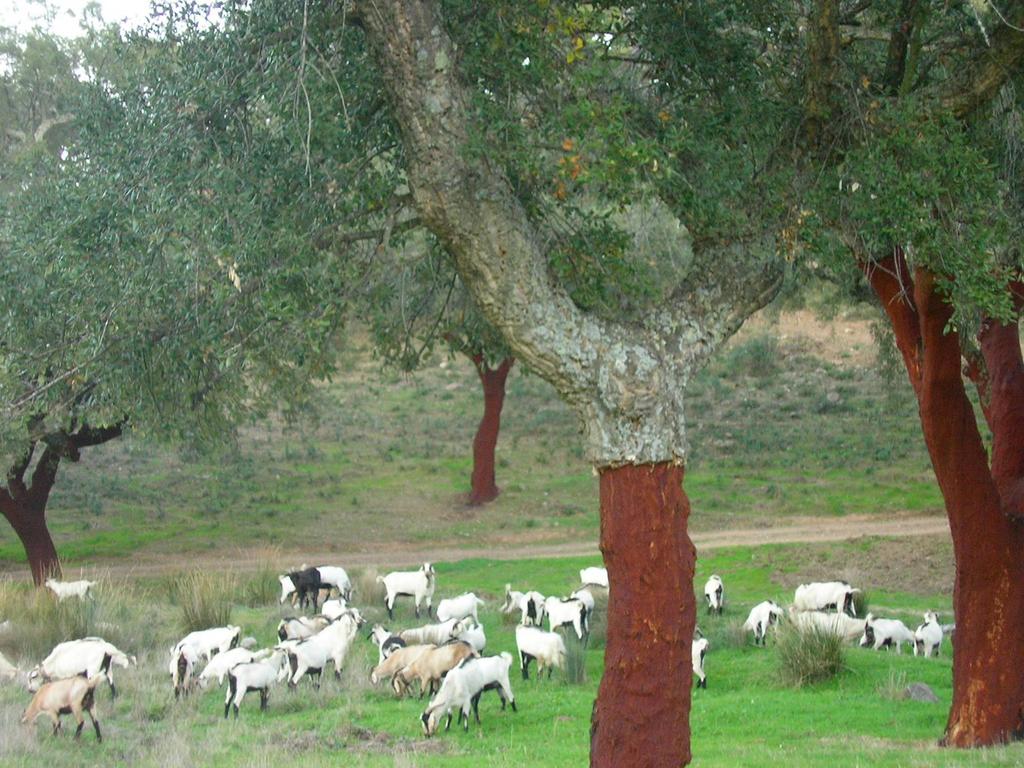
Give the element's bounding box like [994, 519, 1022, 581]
[3, 564, 954, 745]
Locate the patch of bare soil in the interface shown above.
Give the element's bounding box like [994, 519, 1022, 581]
[770, 533, 954, 599]
[736, 309, 877, 367]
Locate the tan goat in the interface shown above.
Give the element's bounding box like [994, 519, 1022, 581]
[369, 644, 434, 686]
[393, 641, 478, 698]
[21, 674, 103, 741]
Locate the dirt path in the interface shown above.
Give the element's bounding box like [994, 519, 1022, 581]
[6, 513, 949, 581]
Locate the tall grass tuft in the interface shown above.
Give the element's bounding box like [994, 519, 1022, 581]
[561, 633, 587, 685]
[776, 625, 846, 687]
[698, 617, 748, 651]
[852, 590, 870, 618]
[876, 669, 909, 700]
[242, 549, 282, 607]
[167, 571, 237, 632]
[724, 334, 780, 377]
[353, 567, 385, 606]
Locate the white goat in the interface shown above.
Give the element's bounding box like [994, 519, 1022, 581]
[22, 674, 104, 741]
[544, 596, 588, 640]
[520, 590, 546, 627]
[793, 581, 861, 616]
[788, 607, 864, 642]
[44, 579, 96, 601]
[515, 625, 566, 680]
[277, 616, 330, 642]
[198, 647, 265, 689]
[436, 593, 485, 624]
[29, 638, 134, 698]
[321, 598, 348, 620]
[742, 600, 784, 645]
[368, 624, 406, 664]
[284, 613, 362, 687]
[859, 613, 915, 653]
[570, 588, 596, 629]
[457, 622, 486, 653]
[914, 611, 944, 658]
[316, 566, 353, 600]
[692, 637, 709, 689]
[377, 563, 436, 619]
[169, 642, 199, 698]
[501, 584, 526, 616]
[172, 626, 240, 662]
[399, 618, 466, 646]
[579, 567, 609, 589]
[224, 651, 290, 718]
[703, 575, 724, 616]
[421, 652, 517, 735]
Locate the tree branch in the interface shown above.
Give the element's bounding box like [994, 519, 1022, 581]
[940, 1, 1024, 119]
[860, 248, 924, 394]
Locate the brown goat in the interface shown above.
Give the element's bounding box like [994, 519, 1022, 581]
[393, 641, 478, 698]
[22, 674, 103, 741]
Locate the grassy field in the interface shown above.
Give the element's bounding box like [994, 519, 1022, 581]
[0, 537, 1018, 767]
[0, 311, 943, 571]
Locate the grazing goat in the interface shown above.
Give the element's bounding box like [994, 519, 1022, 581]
[703, 575, 724, 616]
[44, 579, 96, 601]
[393, 641, 477, 698]
[377, 563, 436, 619]
[281, 568, 330, 612]
[169, 643, 199, 698]
[198, 647, 265, 689]
[29, 638, 134, 699]
[321, 598, 348, 620]
[368, 624, 406, 664]
[277, 615, 330, 642]
[421, 652, 517, 735]
[914, 611, 943, 658]
[544, 596, 588, 640]
[224, 651, 289, 719]
[520, 590, 546, 627]
[788, 607, 864, 642]
[515, 625, 565, 680]
[436, 593, 485, 624]
[370, 644, 433, 687]
[501, 584, 526, 616]
[859, 613, 915, 653]
[173, 626, 240, 663]
[284, 612, 363, 687]
[22, 674, 103, 741]
[399, 618, 466, 646]
[742, 600, 784, 646]
[457, 622, 487, 653]
[793, 581, 861, 617]
[692, 637, 709, 689]
[579, 567, 608, 589]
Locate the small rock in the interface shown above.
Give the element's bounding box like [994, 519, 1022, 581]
[904, 682, 939, 703]
[826, 391, 841, 404]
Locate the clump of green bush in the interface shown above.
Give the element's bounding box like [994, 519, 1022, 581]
[777, 625, 846, 687]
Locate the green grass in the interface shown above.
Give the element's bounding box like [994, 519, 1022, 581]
[1, 541, 1017, 767]
[0, 320, 945, 571]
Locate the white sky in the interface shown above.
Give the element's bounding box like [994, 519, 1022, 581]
[0, 0, 151, 37]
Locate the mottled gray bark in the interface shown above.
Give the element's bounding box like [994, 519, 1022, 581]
[357, 0, 781, 467]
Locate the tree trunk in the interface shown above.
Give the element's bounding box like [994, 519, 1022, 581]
[591, 463, 695, 768]
[865, 256, 1024, 746]
[468, 356, 513, 506]
[1, 498, 61, 585]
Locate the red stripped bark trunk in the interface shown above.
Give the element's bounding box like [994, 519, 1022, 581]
[591, 463, 696, 768]
[468, 356, 513, 506]
[1, 498, 60, 585]
[865, 254, 1024, 746]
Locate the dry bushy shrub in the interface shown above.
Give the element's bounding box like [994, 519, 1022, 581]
[560, 633, 587, 685]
